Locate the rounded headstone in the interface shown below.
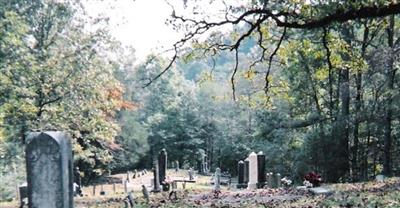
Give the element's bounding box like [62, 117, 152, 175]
[26, 131, 73, 208]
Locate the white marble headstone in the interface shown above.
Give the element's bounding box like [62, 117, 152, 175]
[247, 152, 258, 189]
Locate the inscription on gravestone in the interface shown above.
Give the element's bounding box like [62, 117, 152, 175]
[26, 131, 73, 208]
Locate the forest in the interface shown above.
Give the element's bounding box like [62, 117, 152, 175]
[0, 0, 399, 207]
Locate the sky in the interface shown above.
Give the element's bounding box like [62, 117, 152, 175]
[83, 0, 241, 61]
[83, 0, 181, 60]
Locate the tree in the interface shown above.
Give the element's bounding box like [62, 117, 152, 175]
[0, 0, 126, 186]
[146, 1, 400, 96]
[117, 0, 399, 182]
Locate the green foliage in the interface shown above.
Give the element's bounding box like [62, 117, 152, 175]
[0, 0, 125, 191]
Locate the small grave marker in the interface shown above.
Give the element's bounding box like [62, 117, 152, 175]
[375, 174, 385, 182]
[276, 173, 282, 188]
[18, 183, 28, 207]
[127, 191, 135, 206]
[124, 180, 128, 193]
[214, 168, 221, 191]
[142, 185, 150, 203]
[188, 168, 194, 180]
[100, 184, 105, 195]
[175, 161, 179, 172]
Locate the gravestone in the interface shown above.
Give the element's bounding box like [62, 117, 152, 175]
[237, 160, 247, 188]
[197, 160, 203, 174]
[92, 185, 96, 196]
[100, 184, 105, 195]
[199, 153, 208, 174]
[126, 171, 130, 182]
[133, 170, 137, 179]
[375, 174, 385, 182]
[214, 168, 221, 191]
[18, 183, 28, 207]
[267, 172, 274, 188]
[204, 155, 209, 173]
[124, 199, 130, 208]
[158, 149, 167, 185]
[25, 131, 73, 208]
[257, 151, 266, 188]
[276, 173, 281, 188]
[175, 161, 179, 172]
[127, 191, 135, 206]
[152, 160, 161, 192]
[244, 158, 249, 185]
[141, 185, 150, 203]
[123, 180, 128, 193]
[247, 152, 258, 189]
[73, 167, 82, 196]
[188, 168, 194, 180]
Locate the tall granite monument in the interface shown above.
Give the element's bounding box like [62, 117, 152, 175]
[257, 151, 266, 188]
[158, 149, 167, 185]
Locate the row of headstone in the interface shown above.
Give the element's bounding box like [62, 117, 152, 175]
[237, 151, 283, 189]
[130, 169, 147, 180]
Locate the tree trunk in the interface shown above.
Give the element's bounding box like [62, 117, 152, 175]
[352, 22, 369, 181]
[383, 15, 395, 176]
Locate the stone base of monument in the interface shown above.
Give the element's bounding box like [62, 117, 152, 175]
[151, 189, 161, 193]
[309, 187, 333, 196]
[236, 183, 247, 189]
[247, 183, 257, 189]
[257, 182, 265, 188]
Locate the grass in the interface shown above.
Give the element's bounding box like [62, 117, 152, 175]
[2, 171, 399, 208]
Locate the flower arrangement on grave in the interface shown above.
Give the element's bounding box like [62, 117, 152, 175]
[303, 180, 313, 188]
[281, 177, 292, 187]
[213, 189, 221, 199]
[304, 172, 322, 187]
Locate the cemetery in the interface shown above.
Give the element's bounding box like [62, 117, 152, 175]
[1, 136, 400, 207]
[1, 0, 400, 207]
